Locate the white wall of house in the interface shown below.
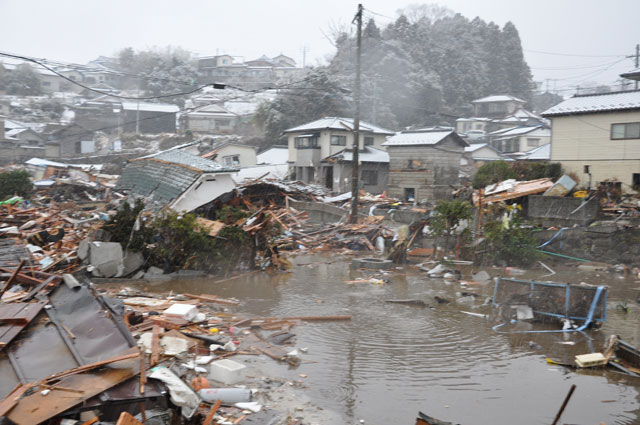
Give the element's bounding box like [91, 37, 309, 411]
[217, 144, 256, 168]
[549, 110, 640, 189]
[287, 130, 387, 164]
[171, 173, 236, 212]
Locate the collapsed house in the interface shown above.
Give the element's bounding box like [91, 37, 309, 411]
[115, 148, 237, 212]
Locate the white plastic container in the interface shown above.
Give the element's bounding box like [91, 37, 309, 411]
[208, 359, 246, 384]
[164, 303, 198, 321]
[198, 388, 252, 404]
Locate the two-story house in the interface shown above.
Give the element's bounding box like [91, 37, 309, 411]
[284, 117, 393, 193]
[542, 90, 640, 191]
[382, 128, 467, 202]
[471, 95, 527, 118]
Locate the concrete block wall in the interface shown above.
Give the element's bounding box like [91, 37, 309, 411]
[527, 195, 600, 226]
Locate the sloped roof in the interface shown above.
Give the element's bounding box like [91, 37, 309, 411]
[464, 143, 489, 153]
[383, 130, 468, 147]
[620, 67, 640, 81]
[489, 125, 547, 137]
[324, 146, 389, 163]
[257, 146, 288, 165]
[523, 143, 551, 160]
[144, 148, 235, 173]
[541, 90, 640, 116]
[117, 149, 235, 205]
[283, 117, 394, 135]
[472, 95, 526, 104]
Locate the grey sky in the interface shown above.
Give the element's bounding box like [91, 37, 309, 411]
[1, 0, 638, 93]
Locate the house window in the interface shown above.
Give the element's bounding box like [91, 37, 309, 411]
[42, 81, 51, 87]
[331, 135, 346, 146]
[361, 170, 377, 186]
[527, 138, 540, 147]
[364, 136, 374, 146]
[611, 122, 640, 140]
[633, 173, 640, 187]
[404, 188, 415, 202]
[294, 136, 318, 148]
[475, 123, 483, 130]
[216, 119, 231, 127]
[223, 155, 240, 167]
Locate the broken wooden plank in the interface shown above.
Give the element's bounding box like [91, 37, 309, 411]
[0, 383, 34, 418]
[115, 411, 144, 425]
[8, 352, 140, 425]
[150, 325, 161, 366]
[184, 293, 240, 306]
[0, 260, 25, 297]
[203, 400, 222, 425]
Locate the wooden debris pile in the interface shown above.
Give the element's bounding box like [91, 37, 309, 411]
[0, 198, 110, 273]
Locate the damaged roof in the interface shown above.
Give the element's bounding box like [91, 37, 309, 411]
[0, 283, 136, 400]
[542, 90, 640, 116]
[116, 149, 236, 205]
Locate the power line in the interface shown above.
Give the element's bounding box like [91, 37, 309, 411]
[523, 49, 626, 58]
[0, 51, 222, 100]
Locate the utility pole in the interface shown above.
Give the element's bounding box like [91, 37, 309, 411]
[635, 44, 640, 90]
[625, 44, 639, 90]
[350, 4, 363, 224]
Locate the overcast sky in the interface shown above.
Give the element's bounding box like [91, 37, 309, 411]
[1, 0, 638, 93]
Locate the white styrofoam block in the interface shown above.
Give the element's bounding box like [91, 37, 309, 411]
[208, 359, 246, 384]
[164, 303, 198, 321]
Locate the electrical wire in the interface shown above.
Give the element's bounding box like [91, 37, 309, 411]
[0, 51, 220, 100]
[523, 49, 626, 58]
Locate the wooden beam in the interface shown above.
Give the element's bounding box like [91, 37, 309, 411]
[202, 400, 222, 425]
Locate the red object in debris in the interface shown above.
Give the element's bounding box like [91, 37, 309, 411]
[233, 340, 240, 345]
[191, 376, 211, 392]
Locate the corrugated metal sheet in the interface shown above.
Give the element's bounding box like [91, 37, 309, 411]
[542, 90, 640, 116]
[0, 284, 135, 399]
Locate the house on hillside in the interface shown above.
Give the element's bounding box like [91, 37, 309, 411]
[182, 104, 237, 134]
[121, 102, 179, 134]
[542, 89, 640, 191]
[283, 117, 394, 193]
[115, 148, 237, 212]
[472, 95, 527, 118]
[47, 123, 94, 157]
[382, 128, 467, 202]
[488, 125, 551, 153]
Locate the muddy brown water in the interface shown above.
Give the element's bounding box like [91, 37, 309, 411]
[124, 254, 640, 425]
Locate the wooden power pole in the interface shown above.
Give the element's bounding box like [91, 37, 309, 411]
[350, 4, 363, 224]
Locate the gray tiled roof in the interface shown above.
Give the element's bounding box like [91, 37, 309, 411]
[149, 149, 236, 173]
[116, 149, 235, 205]
[542, 90, 640, 116]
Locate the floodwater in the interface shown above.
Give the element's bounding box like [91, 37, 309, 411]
[131, 255, 640, 425]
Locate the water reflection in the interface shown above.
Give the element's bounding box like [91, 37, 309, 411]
[128, 254, 640, 424]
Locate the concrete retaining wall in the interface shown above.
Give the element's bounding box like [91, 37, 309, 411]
[289, 200, 347, 224]
[534, 225, 640, 265]
[527, 195, 600, 226]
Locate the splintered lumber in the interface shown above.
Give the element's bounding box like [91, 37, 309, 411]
[150, 325, 161, 365]
[0, 383, 34, 417]
[8, 352, 140, 425]
[80, 417, 99, 425]
[203, 400, 222, 425]
[43, 350, 139, 383]
[0, 260, 25, 297]
[116, 412, 144, 425]
[184, 293, 240, 306]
